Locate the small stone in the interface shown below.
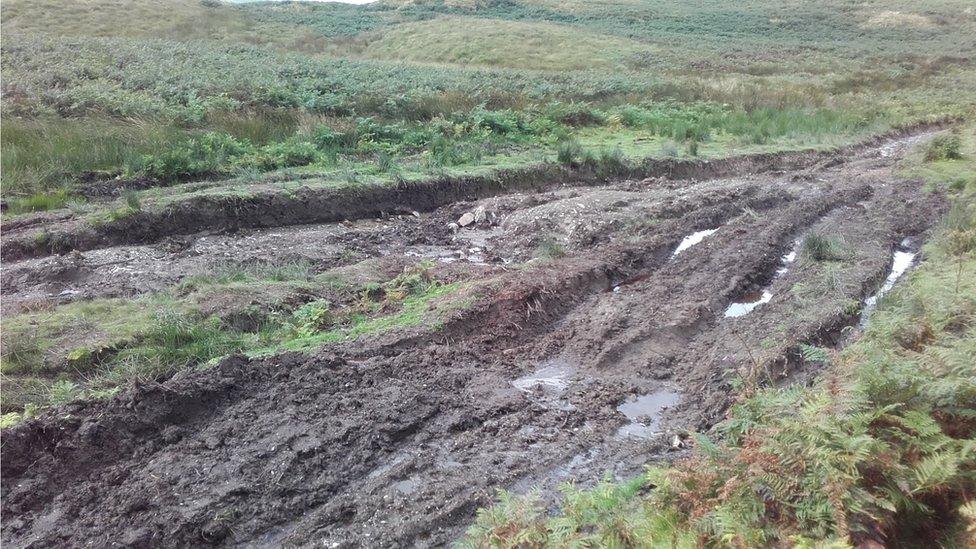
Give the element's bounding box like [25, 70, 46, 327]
[457, 212, 475, 227]
[670, 434, 684, 449]
[411, 211, 420, 218]
[447, 222, 460, 232]
[473, 206, 488, 224]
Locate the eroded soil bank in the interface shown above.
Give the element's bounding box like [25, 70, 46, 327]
[0, 130, 948, 547]
[0, 122, 948, 262]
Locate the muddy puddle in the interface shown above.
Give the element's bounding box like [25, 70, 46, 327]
[725, 239, 801, 318]
[615, 389, 681, 440]
[671, 228, 718, 257]
[512, 361, 577, 411]
[404, 245, 489, 264]
[391, 227, 505, 265]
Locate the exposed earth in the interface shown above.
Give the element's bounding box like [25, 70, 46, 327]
[0, 130, 948, 547]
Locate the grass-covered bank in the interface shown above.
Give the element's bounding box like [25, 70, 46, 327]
[461, 128, 976, 547]
[0, 261, 475, 423]
[1, 99, 918, 215]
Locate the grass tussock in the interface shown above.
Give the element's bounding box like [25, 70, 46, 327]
[803, 234, 850, 262]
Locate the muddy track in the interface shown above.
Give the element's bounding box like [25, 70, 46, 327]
[0, 121, 949, 262]
[0, 130, 949, 547]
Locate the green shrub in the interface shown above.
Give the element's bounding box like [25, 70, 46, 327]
[582, 148, 628, 178]
[556, 139, 583, 165]
[423, 135, 478, 167]
[48, 380, 81, 406]
[312, 126, 352, 151]
[246, 140, 321, 171]
[385, 262, 436, 299]
[469, 107, 525, 136]
[376, 151, 398, 173]
[123, 190, 142, 211]
[534, 237, 566, 259]
[544, 102, 605, 126]
[289, 300, 333, 337]
[139, 132, 251, 180]
[924, 134, 964, 162]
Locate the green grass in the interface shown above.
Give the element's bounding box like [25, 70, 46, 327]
[1, 117, 186, 197]
[802, 234, 850, 262]
[269, 281, 467, 353]
[358, 16, 654, 70]
[0, 262, 476, 420]
[462, 128, 976, 547]
[2, 0, 974, 207]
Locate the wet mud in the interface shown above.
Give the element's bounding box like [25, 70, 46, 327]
[0, 129, 950, 547]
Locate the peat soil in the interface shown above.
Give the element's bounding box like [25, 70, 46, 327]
[0, 130, 947, 547]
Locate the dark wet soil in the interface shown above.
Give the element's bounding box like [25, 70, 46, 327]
[0, 129, 949, 547]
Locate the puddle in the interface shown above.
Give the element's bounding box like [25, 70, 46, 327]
[512, 361, 577, 411]
[615, 390, 680, 440]
[776, 239, 801, 275]
[392, 476, 420, 496]
[400, 228, 503, 264]
[724, 289, 773, 318]
[860, 246, 917, 323]
[671, 228, 718, 257]
[878, 132, 937, 158]
[512, 362, 573, 396]
[403, 245, 488, 264]
[724, 239, 800, 318]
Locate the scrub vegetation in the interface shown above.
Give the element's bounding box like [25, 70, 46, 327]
[2, 0, 975, 212]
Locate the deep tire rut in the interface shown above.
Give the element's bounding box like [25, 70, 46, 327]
[0, 128, 950, 548]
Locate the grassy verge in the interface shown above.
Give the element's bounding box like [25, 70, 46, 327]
[2, 0, 974, 213]
[461, 128, 976, 546]
[4, 102, 933, 223]
[0, 261, 474, 424]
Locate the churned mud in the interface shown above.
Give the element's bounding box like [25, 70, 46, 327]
[0, 129, 949, 547]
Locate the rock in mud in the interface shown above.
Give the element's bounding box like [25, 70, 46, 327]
[473, 206, 489, 224]
[457, 212, 476, 227]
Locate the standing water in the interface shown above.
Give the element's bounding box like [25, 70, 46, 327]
[615, 390, 681, 439]
[724, 239, 801, 318]
[672, 229, 718, 257]
[860, 245, 917, 324]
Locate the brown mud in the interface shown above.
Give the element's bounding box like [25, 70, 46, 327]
[0, 129, 949, 547]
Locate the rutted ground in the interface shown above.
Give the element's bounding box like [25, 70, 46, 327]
[0, 131, 948, 547]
